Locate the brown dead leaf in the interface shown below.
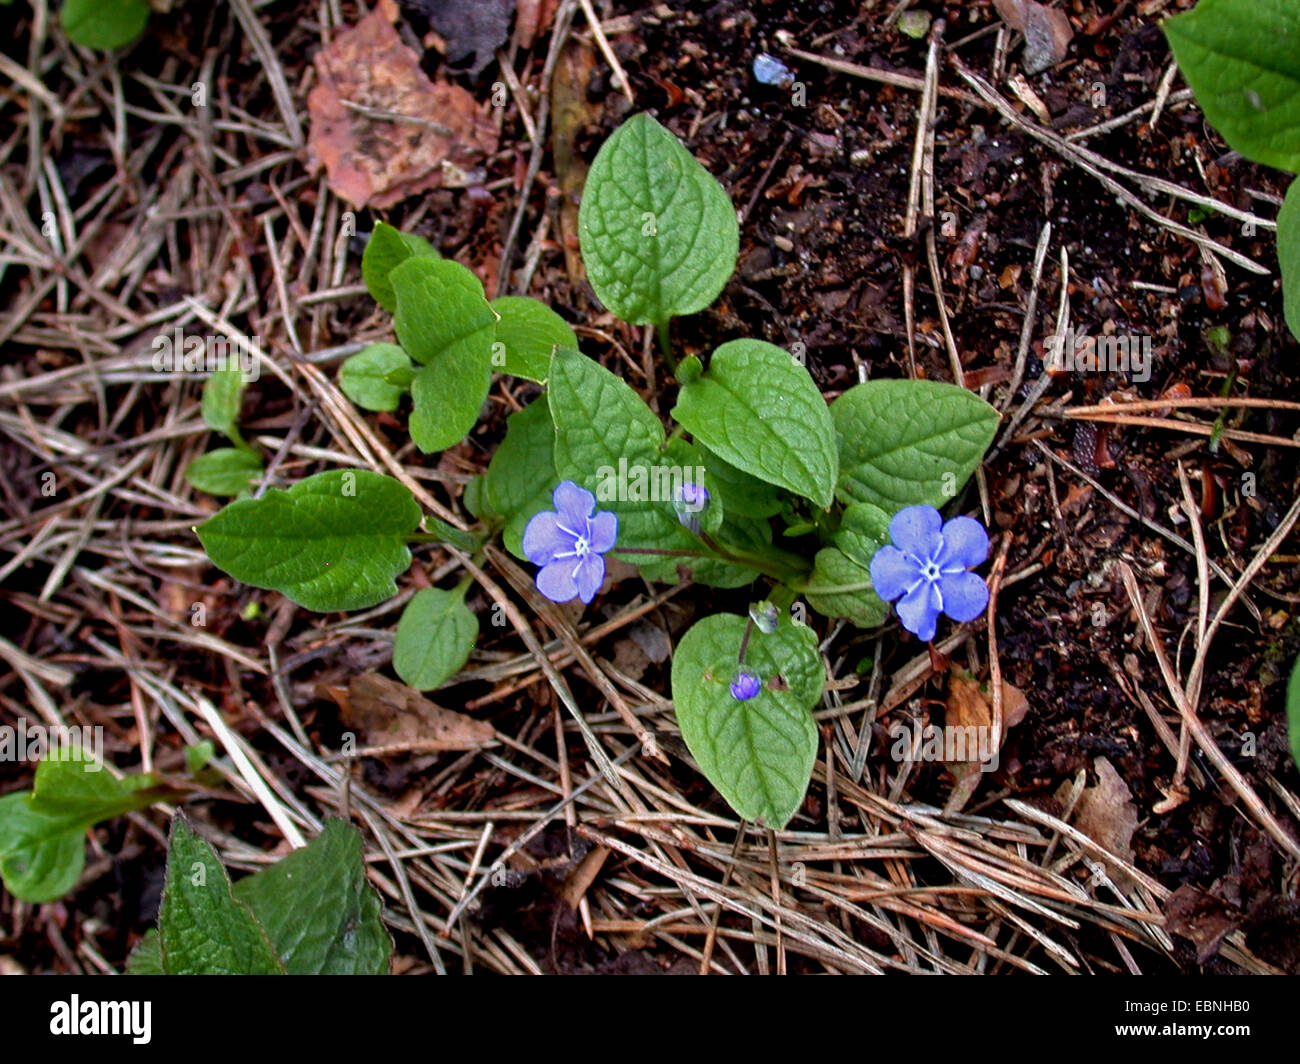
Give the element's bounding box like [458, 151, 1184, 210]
[992, 0, 1073, 75]
[329, 672, 495, 753]
[942, 671, 1029, 813]
[1069, 756, 1139, 887]
[1164, 885, 1241, 965]
[305, 0, 498, 209]
[514, 0, 560, 49]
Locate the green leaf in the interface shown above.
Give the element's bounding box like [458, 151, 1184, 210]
[830, 379, 998, 511]
[201, 361, 246, 440]
[185, 448, 263, 497]
[483, 396, 560, 557]
[578, 113, 739, 327]
[491, 297, 578, 383]
[159, 814, 285, 975]
[0, 750, 169, 903]
[392, 257, 497, 452]
[339, 343, 414, 412]
[233, 820, 391, 975]
[1164, 0, 1300, 173]
[362, 223, 440, 313]
[671, 614, 824, 828]
[392, 586, 479, 691]
[125, 931, 163, 975]
[1279, 179, 1300, 341]
[696, 443, 782, 519]
[802, 503, 892, 627]
[392, 257, 497, 367]
[61, 0, 149, 49]
[1287, 652, 1300, 774]
[196, 470, 421, 612]
[672, 339, 837, 509]
[409, 357, 492, 453]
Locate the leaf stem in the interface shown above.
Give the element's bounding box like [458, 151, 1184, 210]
[655, 320, 677, 371]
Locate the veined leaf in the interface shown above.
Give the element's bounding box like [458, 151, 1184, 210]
[831, 379, 998, 511]
[362, 222, 440, 313]
[578, 113, 739, 328]
[491, 296, 578, 383]
[196, 470, 421, 612]
[672, 339, 837, 509]
[185, 448, 263, 497]
[1165, 0, 1300, 173]
[671, 614, 823, 829]
[339, 343, 414, 413]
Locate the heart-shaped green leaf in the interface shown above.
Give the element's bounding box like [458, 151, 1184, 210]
[362, 222, 440, 313]
[409, 355, 492, 453]
[671, 614, 824, 828]
[831, 379, 998, 511]
[491, 296, 578, 382]
[1164, 0, 1300, 173]
[196, 470, 421, 612]
[578, 113, 739, 328]
[392, 586, 479, 691]
[672, 339, 838, 509]
[339, 343, 414, 412]
[159, 814, 285, 975]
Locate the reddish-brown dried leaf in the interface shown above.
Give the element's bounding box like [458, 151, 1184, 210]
[305, 0, 498, 209]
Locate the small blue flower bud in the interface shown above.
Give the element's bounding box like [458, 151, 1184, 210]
[673, 482, 710, 534]
[730, 668, 762, 701]
[749, 600, 779, 634]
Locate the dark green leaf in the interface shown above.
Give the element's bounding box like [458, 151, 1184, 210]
[61, 0, 149, 49]
[196, 470, 421, 612]
[233, 820, 391, 975]
[159, 814, 284, 975]
[578, 113, 738, 327]
[672, 339, 837, 508]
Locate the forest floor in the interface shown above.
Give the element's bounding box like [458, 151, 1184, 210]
[2, 0, 1299, 974]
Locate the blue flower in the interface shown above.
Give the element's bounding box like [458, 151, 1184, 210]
[522, 481, 618, 604]
[869, 505, 989, 642]
[730, 668, 762, 701]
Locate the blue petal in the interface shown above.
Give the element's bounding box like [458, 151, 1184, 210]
[553, 480, 595, 530]
[869, 545, 919, 602]
[522, 511, 568, 565]
[937, 516, 989, 571]
[895, 580, 941, 641]
[536, 560, 579, 603]
[938, 571, 988, 622]
[574, 554, 606, 604]
[588, 510, 618, 554]
[889, 505, 942, 559]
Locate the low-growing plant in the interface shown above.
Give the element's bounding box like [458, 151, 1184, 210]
[126, 814, 391, 975]
[1164, 0, 1300, 340]
[0, 749, 180, 903]
[194, 113, 1000, 829]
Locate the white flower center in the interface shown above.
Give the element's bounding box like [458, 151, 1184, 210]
[572, 535, 590, 558]
[920, 560, 942, 582]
